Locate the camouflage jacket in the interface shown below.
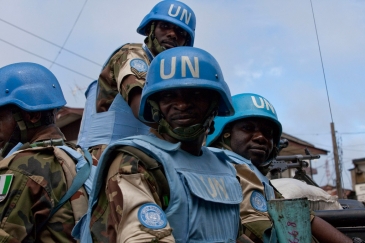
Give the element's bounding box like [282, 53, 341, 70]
[90, 148, 173, 242]
[0, 125, 83, 242]
[90, 131, 176, 242]
[96, 43, 150, 113]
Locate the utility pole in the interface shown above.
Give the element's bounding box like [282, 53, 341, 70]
[330, 122, 343, 199]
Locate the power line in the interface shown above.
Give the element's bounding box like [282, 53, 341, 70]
[0, 18, 102, 67]
[50, 0, 89, 69]
[342, 144, 365, 148]
[0, 38, 94, 80]
[340, 132, 365, 135]
[341, 148, 365, 152]
[289, 133, 331, 136]
[309, 0, 334, 123]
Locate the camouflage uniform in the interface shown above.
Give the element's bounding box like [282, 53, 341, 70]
[96, 43, 150, 113]
[90, 130, 173, 242]
[0, 125, 85, 242]
[235, 163, 283, 242]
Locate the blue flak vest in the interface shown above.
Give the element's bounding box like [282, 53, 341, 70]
[207, 149, 280, 243]
[76, 80, 150, 149]
[75, 135, 242, 243]
[77, 43, 152, 150]
[208, 148, 275, 201]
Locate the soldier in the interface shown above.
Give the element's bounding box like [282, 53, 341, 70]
[77, 0, 196, 160]
[206, 93, 353, 243]
[80, 47, 245, 242]
[0, 62, 89, 242]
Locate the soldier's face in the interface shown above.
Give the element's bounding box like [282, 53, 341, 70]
[0, 107, 16, 149]
[154, 21, 188, 49]
[230, 118, 274, 168]
[156, 88, 215, 130]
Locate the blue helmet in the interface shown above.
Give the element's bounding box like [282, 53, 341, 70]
[137, 0, 196, 46]
[139, 46, 234, 123]
[0, 62, 66, 111]
[206, 93, 282, 147]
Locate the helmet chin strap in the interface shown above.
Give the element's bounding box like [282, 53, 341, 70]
[1, 109, 28, 158]
[145, 21, 190, 55]
[1, 108, 28, 157]
[146, 22, 166, 55]
[258, 146, 279, 175]
[12, 109, 43, 144]
[1, 126, 21, 158]
[1, 109, 53, 157]
[148, 99, 218, 142]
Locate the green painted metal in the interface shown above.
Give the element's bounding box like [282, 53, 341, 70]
[267, 198, 312, 243]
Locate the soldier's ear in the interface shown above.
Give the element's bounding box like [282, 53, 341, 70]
[22, 111, 41, 124]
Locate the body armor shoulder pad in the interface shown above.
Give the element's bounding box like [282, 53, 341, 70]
[116, 145, 170, 209]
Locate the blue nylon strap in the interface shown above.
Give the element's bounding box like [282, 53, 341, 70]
[4, 142, 23, 158]
[81, 148, 93, 171]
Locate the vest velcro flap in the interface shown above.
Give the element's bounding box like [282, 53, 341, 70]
[179, 171, 243, 204]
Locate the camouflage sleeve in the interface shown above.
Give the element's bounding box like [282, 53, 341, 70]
[0, 151, 75, 243]
[96, 44, 150, 112]
[89, 144, 108, 162]
[234, 163, 275, 242]
[90, 150, 174, 243]
[235, 164, 272, 223]
[112, 44, 149, 103]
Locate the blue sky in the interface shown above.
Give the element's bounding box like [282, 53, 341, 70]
[1, 0, 364, 189]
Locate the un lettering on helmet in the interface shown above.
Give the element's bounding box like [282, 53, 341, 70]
[206, 93, 283, 147]
[138, 47, 234, 123]
[251, 96, 276, 115]
[160, 56, 199, 79]
[167, 3, 192, 25]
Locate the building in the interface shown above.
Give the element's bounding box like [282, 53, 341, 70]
[278, 132, 328, 179]
[349, 158, 365, 201]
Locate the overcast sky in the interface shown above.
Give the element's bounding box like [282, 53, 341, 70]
[1, 0, 364, 189]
